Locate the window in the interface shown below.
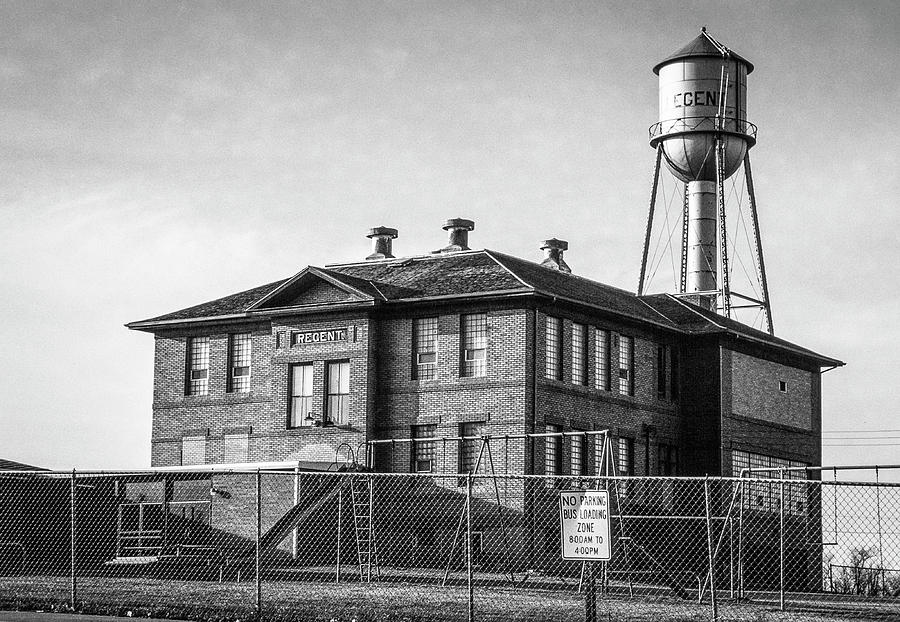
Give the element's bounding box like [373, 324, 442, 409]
[228, 333, 252, 393]
[617, 437, 635, 476]
[186, 337, 209, 396]
[594, 435, 606, 475]
[657, 443, 677, 476]
[671, 348, 679, 400]
[732, 450, 808, 515]
[656, 344, 667, 400]
[458, 422, 486, 479]
[181, 436, 206, 466]
[779, 380, 787, 392]
[325, 361, 350, 425]
[570, 432, 586, 476]
[545, 316, 562, 380]
[223, 434, 249, 463]
[545, 424, 562, 487]
[413, 318, 438, 381]
[571, 323, 587, 385]
[619, 335, 634, 396]
[412, 424, 437, 472]
[289, 363, 314, 427]
[461, 314, 487, 377]
[595, 328, 610, 391]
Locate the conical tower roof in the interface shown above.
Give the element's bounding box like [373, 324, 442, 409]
[653, 28, 753, 75]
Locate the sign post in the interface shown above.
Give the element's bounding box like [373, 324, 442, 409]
[560, 490, 612, 622]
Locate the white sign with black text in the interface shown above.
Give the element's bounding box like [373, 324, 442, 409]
[559, 490, 612, 561]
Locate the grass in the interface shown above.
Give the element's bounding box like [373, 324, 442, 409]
[2, 574, 899, 622]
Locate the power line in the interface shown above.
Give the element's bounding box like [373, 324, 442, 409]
[823, 429, 900, 434]
[825, 444, 900, 448]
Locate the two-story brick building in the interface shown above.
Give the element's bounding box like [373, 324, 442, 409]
[121, 218, 842, 582]
[127, 218, 840, 481]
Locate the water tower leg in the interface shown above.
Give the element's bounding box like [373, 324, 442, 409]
[638, 145, 663, 296]
[679, 184, 689, 294]
[715, 137, 732, 317]
[743, 153, 774, 335]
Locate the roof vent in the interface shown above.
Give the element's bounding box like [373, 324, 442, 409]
[540, 238, 571, 273]
[438, 218, 475, 253]
[366, 226, 398, 260]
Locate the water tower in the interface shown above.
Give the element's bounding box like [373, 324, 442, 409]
[637, 28, 773, 334]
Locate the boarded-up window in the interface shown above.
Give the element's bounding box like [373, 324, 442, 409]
[181, 436, 206, 466]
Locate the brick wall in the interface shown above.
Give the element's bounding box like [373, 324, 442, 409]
[721, 347, 821, 475]
[147, 298, 823, 480]
[373, 306, 528, 476]
[534, 309, 680, 477]
[728, 350, 814, 429]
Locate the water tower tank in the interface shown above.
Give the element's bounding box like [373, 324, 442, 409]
[650, 29, 756, 182]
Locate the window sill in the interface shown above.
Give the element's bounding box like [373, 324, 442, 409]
[287, 424, 359, 433]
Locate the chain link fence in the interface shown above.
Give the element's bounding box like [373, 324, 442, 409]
[2, 468, 900, 621]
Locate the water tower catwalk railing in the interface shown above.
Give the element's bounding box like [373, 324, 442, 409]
[638, 29, 774, 335]
[648, 117, 758, 144]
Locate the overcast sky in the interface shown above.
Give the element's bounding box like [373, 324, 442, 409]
[1, 1, 898, 472]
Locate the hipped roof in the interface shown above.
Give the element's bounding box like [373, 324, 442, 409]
[127, 249, 840, 368]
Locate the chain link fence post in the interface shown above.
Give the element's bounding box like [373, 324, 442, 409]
[466, 471, 474, 622]
[779, 469, 785, 611]
[256, 469, 262, 620]
[584, 562, 597, 622]
[703, 477, 717, 621]
[70, 468, 77, 611]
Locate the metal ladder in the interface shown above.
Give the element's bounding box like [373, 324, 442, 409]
[349, 475, 379, 582]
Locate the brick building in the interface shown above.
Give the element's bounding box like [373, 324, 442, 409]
[127, 218, 841, 481]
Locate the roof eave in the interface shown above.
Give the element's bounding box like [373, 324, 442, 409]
[126, 300, 378, 332]
[721, 330, 844, 369]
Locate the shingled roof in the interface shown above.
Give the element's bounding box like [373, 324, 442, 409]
[0, 458, 45, 471]
[126, 249, 840, 366]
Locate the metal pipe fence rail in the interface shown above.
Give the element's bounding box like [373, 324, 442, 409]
[2, 470, 900, 621]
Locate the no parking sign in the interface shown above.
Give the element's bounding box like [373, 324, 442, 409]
[559, 490, 612, 561]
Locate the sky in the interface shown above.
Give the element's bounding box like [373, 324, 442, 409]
[1, 1, 898, 473]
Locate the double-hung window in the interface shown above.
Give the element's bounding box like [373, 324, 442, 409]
[289, 363, 314, 427]
[571, 323, 587, 385]
[413, 317, 438, 381]
[619, 335, 634, 396]
[458, 421, 486, 482]
[570, 432, 586, 476]
[229, 333, 252, 393]
[545, 316, 562, 380]
[412, 424, 437, 472]
[617, 437, 635, 476]
[657, 443, 678, 476]
[461, 314, 487, 377]
[545, 424, 562, 487]
[186, 337, 209, 396]
[670, 348, 679, 400]
[656, 344, 667, 400]
[595, 328, 610, 391]
[325, 361, 350, 425]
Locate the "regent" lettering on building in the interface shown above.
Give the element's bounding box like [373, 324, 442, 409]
[292, 328, 348, 345]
